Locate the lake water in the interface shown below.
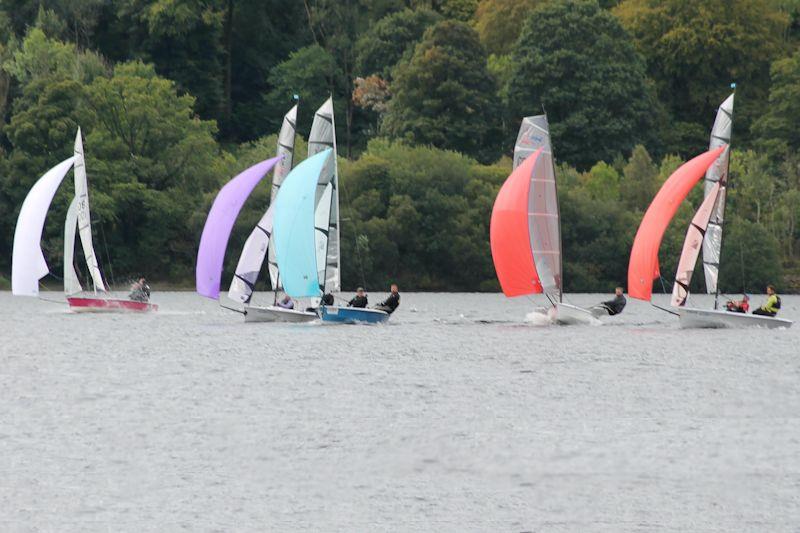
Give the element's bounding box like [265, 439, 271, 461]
[1, 291, 799, 531]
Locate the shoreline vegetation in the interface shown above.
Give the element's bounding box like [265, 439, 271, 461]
[1, 1, 798, 294]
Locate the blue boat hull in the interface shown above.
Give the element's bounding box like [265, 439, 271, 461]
[318, 305, 390, 324]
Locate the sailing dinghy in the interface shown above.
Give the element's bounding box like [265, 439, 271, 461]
[490, 115, 596, 325]
[669, 93, 791, 329]
[12, 128, 157, 312]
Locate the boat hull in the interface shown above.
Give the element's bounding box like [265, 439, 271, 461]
[318, 305, 390, 324]
[677, 306, 793, 329]
[551, 302, 600, 325]
[67, 297, 158, 313]
[244, 305, 317, 323]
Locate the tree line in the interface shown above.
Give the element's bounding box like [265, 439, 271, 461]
[0, 0, 798, 293]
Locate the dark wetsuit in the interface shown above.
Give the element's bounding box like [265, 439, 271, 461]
[376, 292, 400, 314]
[348, 295, 368, 308]
[321, 293, 334, 306]
[129, 284, 150, 302]
[601, 294, 626, 316]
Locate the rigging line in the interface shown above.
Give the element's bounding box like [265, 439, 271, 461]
[219, 302, 245, 315]
[338, 171, 368, 291]
[651, 303, 679, 316]
[97, 217, 116, 289]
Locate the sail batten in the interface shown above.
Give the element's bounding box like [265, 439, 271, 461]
[702, 93, 734, 295]
[12, 157, 76, 296]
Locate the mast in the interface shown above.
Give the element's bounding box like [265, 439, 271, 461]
[544, 111, 564, 304]
[712, 85, 735, 309]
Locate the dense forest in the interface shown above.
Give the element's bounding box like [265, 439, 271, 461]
[0, 0, 798, 294]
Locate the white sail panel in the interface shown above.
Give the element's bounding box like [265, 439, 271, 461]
[672, 182, 722, 306]
[228, 204, 274, 304]
[267, 104, 298, 289]
[73, 128, 106, 292]
[702, 93, 734, 294]
[315, 182, 333, 291]
[64, 196, 82, 295]
[515, 115, 562, 298]
[308, 97, 340, 292]
[12, 157, 76, 296]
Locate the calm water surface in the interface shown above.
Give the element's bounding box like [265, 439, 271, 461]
[1, 291, 799, 531]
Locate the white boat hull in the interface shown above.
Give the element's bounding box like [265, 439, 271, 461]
[243, 305, 317, 323]
[677, 307, 793, 329]
[551, 303, 601, 326]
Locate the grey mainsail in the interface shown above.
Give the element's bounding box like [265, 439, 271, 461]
[702, 93, 734, 295]
[513, 115, 562, 300]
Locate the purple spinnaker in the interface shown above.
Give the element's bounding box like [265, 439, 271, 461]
[196, 156, 281, 299]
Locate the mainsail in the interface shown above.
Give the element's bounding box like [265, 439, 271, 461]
[671, 182, 722, 306]
[273, 149, 334, 298]
[308, 97, 340, 293]
[512, 115, 562, 299]
[228, 104, 298, 304]
[73, 128, 106, 292]
[64, 197, 82, 296]
[196, 157, 281, 299]
[702, 93, 734, 295]
[12, 157, 76, 296]
[628, 147, 726, 301]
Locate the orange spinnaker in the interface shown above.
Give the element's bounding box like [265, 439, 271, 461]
[490, 148, 543, 297]
[628, 146, 726, 301]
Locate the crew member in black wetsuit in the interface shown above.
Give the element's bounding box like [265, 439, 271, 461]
[375, 283, 400, 314]
[599, 286, 626, 316]
[321, 293, 334, 306]
[348, 287, 368, 308]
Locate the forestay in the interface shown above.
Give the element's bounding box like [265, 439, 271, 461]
[702, 93, 734, 295]
[228, 105, 297, 304]
[513, 115, 562, 299]
[196, 157, 281, 299]
[64, 197, 82, 296]
[73, 128, 106, 292]
[12, 157, 76, 296]
[308, 97, 340, 293]
[273, 149, 334, 298]
[671, 182, 722, 306]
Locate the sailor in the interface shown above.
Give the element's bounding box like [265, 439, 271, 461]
[276, 294, 294, 310]
[348, 287, 368, 308]
[752, 285, 781, 317]
[321, 293, 335, 306]
[128, 277, 150, 302]
[375, 283, 400, 314]
[598, 287, 626, 315]
[725, 294, 749, 313]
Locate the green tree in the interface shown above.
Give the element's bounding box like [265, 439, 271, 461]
[355, 8, 441, 78]
[473, 0, 541, 56]
[752, 49, 800, 154]
[620, 145, 659, 210]
[506, 0, 657, 170]
[615, 0, 788, 153]
[382, 20, 501, 163]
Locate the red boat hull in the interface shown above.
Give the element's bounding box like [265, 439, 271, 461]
[67, 297, 158, 313]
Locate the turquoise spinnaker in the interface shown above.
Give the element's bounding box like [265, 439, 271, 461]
[273, 148, 333, 298]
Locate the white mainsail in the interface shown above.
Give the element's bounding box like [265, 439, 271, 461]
[64, 197, 82, 295]
[672, 182, 722, 307]
[514, 115, 562, 299]
[308, 97, 340, 293]
[73, 128, 106, 292]
[12, 157, 76, 296]
[228, 105, 297, 304]
[702, 93, 734, 295]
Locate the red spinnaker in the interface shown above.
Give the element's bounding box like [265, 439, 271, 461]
[490, 149, 543, 297]
[628, 146, 726, 301]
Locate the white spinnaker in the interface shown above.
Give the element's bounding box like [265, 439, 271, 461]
[267, 104, 298, 289]
[228, 204, 274, 304]
[514, 115, 562, 299]
[702, 93, 734, 294]
[228, 105, 297, 304]
[73, 128, 106, 292]
[64, 196, 82, 295]
[12, 157, 76, 296]
[308, 97, 340, 293]
[672, 182, 722, 307]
